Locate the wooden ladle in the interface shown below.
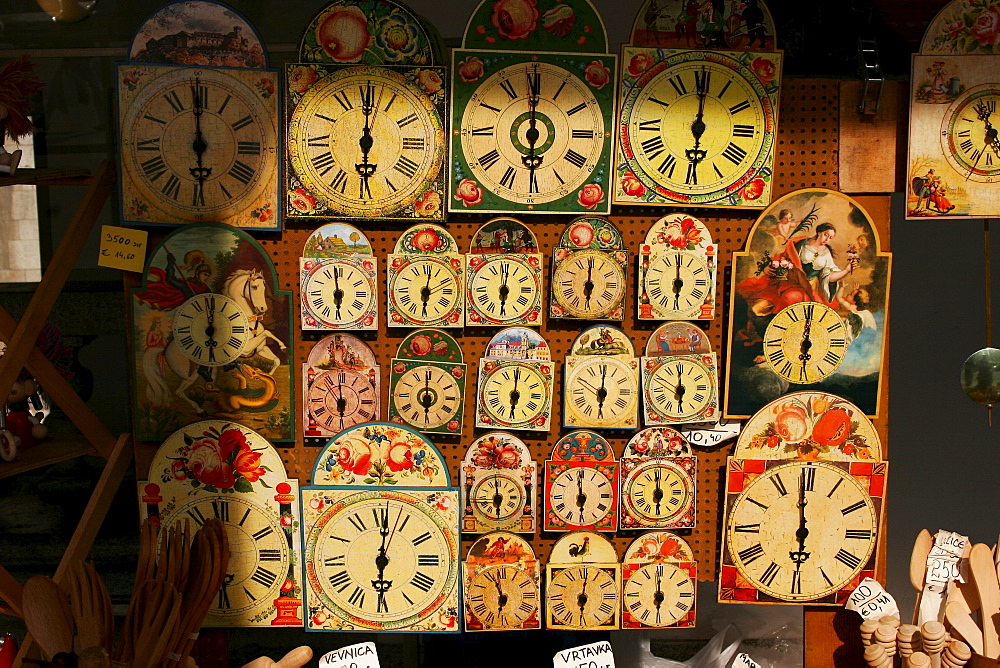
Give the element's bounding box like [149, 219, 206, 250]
[22, 575, 74, 659]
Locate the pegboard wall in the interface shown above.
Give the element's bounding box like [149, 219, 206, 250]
[134, 79, 889, 583]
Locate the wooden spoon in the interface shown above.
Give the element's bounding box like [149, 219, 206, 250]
[22, 575, 74, 659]
[945, 600, 985, 656]
[969, 543, 1000, 658]
[911, 529, 934, 623]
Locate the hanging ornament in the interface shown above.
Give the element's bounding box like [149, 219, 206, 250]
[961, 221, 999, 424]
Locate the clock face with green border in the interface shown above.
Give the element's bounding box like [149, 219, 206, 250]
[450, 51, 616, 214]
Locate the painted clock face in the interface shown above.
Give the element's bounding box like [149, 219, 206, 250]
[618, 50, 775, 206]
[621, 460, 694, 527]
[467, 256, 542, 325]
[467, 564, 538, 630]
[469, 472, 526, 525]
[391, 364, 462, 429]
[171, 292, 250, 365]
[623, 562, 695, 628]
[166, 495, 288, 619]
[645, 356, 715, 422]
[389, 257, 462, 325]
[724, 461, 878, 602]
[942, 85, 1000, 183]
[287, 65, 444, 218]
[565, 356, 638, 428]
[549, 467, 615, 527]
[479, 362, 550, 427]
[307, 369, 377, 432]
[644, 252, 711, 318]
[303, 491, 459, 629]
[763, 302, 848, 384]
[548, 565, 619, 628]
[552, 251, 626, 319]
[301, 259, 376, 329]
[458, 59, 606, 206]
[118, 64, 278, 227]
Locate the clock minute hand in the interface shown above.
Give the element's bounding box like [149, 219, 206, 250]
[355, 83, 377, 199]
[372, 501, 393, 610]
[521, 68, 543, 192]
[189, 77, 211, 185]
[685, 67, 709, 167]
[508, 366, 521, 420]
[576, 468, 587, 525]
[789, 469, 810, 567]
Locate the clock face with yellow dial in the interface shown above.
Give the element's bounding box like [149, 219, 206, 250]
[476, 360, 552, 431]
[642, 354, 719, 424]
[564, 355, 638, 429]
[763, 302, 848, 384]
[551, 250, 627, 320]
[622, 562, 696, 628]
[547, 466, 616, 529]
[390, 364, 462, 430]
[469, 472, 526, 527]
[643, 251, 712, 320]
[546, 565, 619, 630]
[286, 64, 446, 220]
[300, 257, 377, 330]
[467, 564, 538, 630]
[171, 292, 250, 366]
[387, 256, 464, 328]
[942, 85, 1000, 183]
[616, 48, 780, 208]
[621, 460, 695, 528]
[466, 255, 543, 326]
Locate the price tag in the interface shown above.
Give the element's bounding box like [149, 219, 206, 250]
[846, 578, 899, 620]
[318, 642, 380, 668]
[98, 225, 147, 272]
[553, 641, 615, 668]
[917, 530, 969, 625]
[734, 654, 761, 668]
[678, 418, 741, 447]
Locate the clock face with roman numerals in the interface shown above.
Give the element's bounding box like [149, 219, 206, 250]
[622, 562, 696, 628]
[643, 251, 712, 320]
[762, 302, 848, 384]
[307, 369, 378, 433]
[546, 565, 620, 629]
[722, 459, 880, 603]
[466, 564, 538, 630]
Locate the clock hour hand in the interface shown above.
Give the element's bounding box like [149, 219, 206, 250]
[420, 367, 433, 424]
[685, 67, 709, 166]
[355, 83, 377, 199]
[672, 253, 683, 310]
[492, 474, 504, 518]
[498, 262, 510, 317]
[203, 296, 219, 364]
[799, 309, 813, 377]
[674, 364, 686, 413]
[789, 469, 810, 567]
[583, 256, 595, 310]
[372, 501, 393, 609]
[653, 565, 665, 626]
[420, 264, 432, 317]
[521, 67, 543, 190]
[577, 567, 589, 624]
[493, 569, 509, 612]
[189, 77, 211, 185]
[653, 466, 664, 516]
[508, 366, 521, 420]
[332, 266, 344, 321]
[576, 468, 587, 525]
[335, 374, 347, 429]
[595, 363, 607, 419]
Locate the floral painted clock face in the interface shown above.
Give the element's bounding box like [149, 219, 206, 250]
[621, 531, 697, 629]
[302, 334, 380, 446]
[544, 431, 619, 532]
[638, 214, 717, 321]
[460, 432, 537, 534]
[545, 531, 621, 631]
[388, 329, 467, 435]
[300, 224, 378, 331]
[641, 350, 720, 425]
[620, 427, 696, 530]
[463, 532, 541, 632]
[388, 225, 465, 328]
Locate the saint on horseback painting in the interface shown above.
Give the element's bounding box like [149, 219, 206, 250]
[130, 222, 294, 441]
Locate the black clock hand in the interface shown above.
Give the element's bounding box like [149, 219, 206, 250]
[498, 262, 510, 317]
[653, 467, 663, 516]
[799, 309, 813, 377]
[493, 570, 509, 612]
[653, 564, 665, 626]
[674, 364, 686, 413]
[577, 567, 589, 624]
[492, 474, 503, 518]
[356, 82, 376, 199]
[672, 253, 683, 310]
[583, 256, 595, 310]
[335, 374, 347, 430]
[189, 77, 211, 186]
[790, 469, 811, 569]
[420, 264, 432, 317]
[521, 67, 543, 191]
[333, 266, 344, 321]
[420, 367, 433, 424]
[596, 363, 607, 419]
[576, 468, 587, 525]
[373, 501, 393, 610]
[508, 367, 521, 420]
[685, 67, 709, 167]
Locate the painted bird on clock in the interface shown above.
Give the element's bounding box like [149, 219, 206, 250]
[567, 536, 590, 558]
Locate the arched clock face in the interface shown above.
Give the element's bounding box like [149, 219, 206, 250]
[171, 292, 250, 366]
[552, 251, 626, 319]
[725, 461, 878, 602]
[467, 564, 538, 629]
[763, 302, 847, 384]
[565, 356, 637, 428]
[166, 495, 289, 619]
[549, 467, 615, 527]
[619, 52, 774, 204]
[301, 260, 376, 329]
[288, 65, 444, 218]
[644, 252, 711, 318]
[307, 369, 377, 432]
[621, 461, 694, 527]
[459, 60, 605, 206]
[119, 65, 277, 224]
[644, 357, 715, 422]
[389, 257, 462, 326]
[304, 492, 459, 628]
[392, 365, 462, 429]
[623, 563, 695, 627]
[942, 85, 1000, 183]
[469, 472, 526, 523]
[548, 565, 619, 629]
[468, 256, 541, 325]
[479, 363, 550, 427]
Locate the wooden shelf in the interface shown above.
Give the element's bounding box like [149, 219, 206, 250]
[0, 435, 97, 479]
[0, 168, 92, 187]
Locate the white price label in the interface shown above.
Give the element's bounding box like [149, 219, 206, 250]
[846, 578, 899, 620]
[553, 641, 615, 668]
[319, 642, 380, 668]
[679, 418, 741, 447]
[733, 653, 761, 668]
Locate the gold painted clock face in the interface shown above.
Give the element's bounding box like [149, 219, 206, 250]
[547, 565, 619, 629]
[304, 491, 459, 629]
[564, 356, 638, 428]
[287, 65, 445, 218]
[942, 85, 1000, 183]
[763, 302, 848, 384]
[458, 60, 605, 206]
[301, 259, 376, 329]
[118, 64, 279, 227]
[469, 472, 526, 525]
[307, 369, 377, 432]
[467, 564, 538, 630]
[621, 460, 694, 527]
[623, 563, 695, 628]
[388, 257, 462, 326]
[171, 292, 250, 365]
[391, 364, 462, 430]
[478, 362, 550, 428]
[552, 250, 626, 319]
[724, 460, 878, 602]
[548, 467, 616, 527]
[644, 356, 716, 422]
[644, 251, 711, 318]
[467, 255, 542, 326]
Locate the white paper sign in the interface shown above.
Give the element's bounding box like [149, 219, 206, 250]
[917, 529, 969, 625]
[319, 642, 380, 668]
[679, 418, 741, 447]
[553, 641, 615, 668]
[733, 653, 761, 668]
[846, 578, 900, 620]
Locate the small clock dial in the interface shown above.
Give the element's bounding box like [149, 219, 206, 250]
[549, 467, 615, 527]
[548, 565, 619, 628]
[167, 495, 289, 618]
[469, 473, 526, 523]
[392, 365, 462, 429]
[171, 292, 250, 365]
[644, 357, 715, 422]
[565, 356, 637, 428]
[942, 86, 1000, 183]
[644, 252, 711, 318]
[288, 66, 444, 218]
[552, 251, 626, 319]
[304, 493, 459, 628]
[468, 256, 541, 325]
[480, 363, 550, 426]
[763, 302, 848, 384]
[467, 564, 538, 629]
[623, 563, 695, 628]
[725, 461, 878, 602]
[301, 259, 376, 328]
[459, 60, 605, 205]
[621, 461, 693, 527]
[389, 258, 462, 325]
[307, 369, 377, 432]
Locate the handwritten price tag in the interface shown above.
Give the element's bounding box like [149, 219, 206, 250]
[678, 418, 741, 447]
[318, 642, 380, 668]
[553, 641, 615, 668]
[846, 578, 899, 620]
[734, 653, 761, 668]
[98, 225, 147, 272]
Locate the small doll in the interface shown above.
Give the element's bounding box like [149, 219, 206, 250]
[4, 374, 48, 451]
[0, 56, 45, 176]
